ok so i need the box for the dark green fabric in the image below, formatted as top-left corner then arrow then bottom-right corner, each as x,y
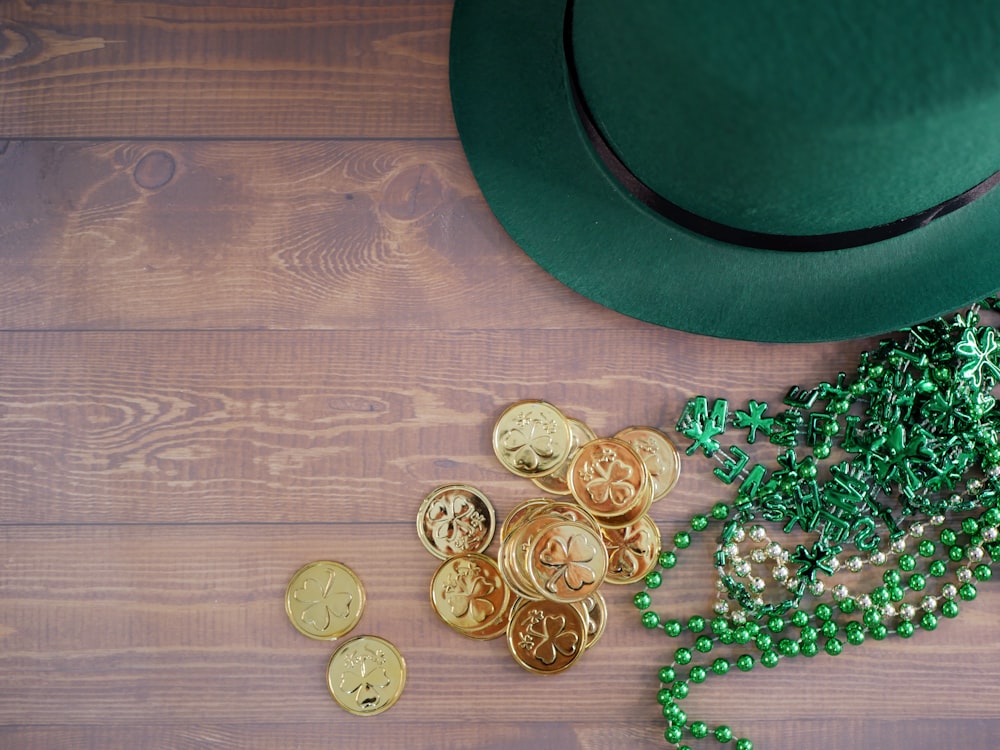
449,0 -> 1000,342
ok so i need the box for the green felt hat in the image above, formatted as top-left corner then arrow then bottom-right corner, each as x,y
449,1 -> 1000,342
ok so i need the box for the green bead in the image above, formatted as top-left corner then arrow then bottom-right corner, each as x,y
642,610 -> 660,629
871,624 -> 888,640
888,585 -> 905,602
949,545 -> 966,562
689,665 -> 707,683
660,550 -> 678,568
711,617 -> 730,635
899,554 -> 916,571
674,531 -> 692,549
671,680 -> 689,699
813,442 -> 832,459
745,622 -> 761,636
736,739 -> 754,750
733,627 -> 751,645
929,560 -> 948,577
691,722 -> 709,739
675,647 -> 692,665
846,627 -> 865,646
712,502 -> 730,520
634,591 -> 652,610
984,507 -> 1000,526
963,517 -> 981,535
870,587 -> 889,606
791,610 -> 809,627
778,638 -> 800,656
897,621 -> 915,638
940,528 -> 958,546
657,688 -> 673,705
737,654 -> 755,672
974,563 -> 992,581
862,610 -> 882,629
671,709 -> 688,726
942,600 -> 960,618
921,613 -> 938,631
659,666 -> 676,683
755,633 -> 773,651
644,570 -> 663,589
919,539 -> 936,557
960,583 -> 978,601
882,569 -> 902,586
761,650 -> 779,668
908,573 -> 926,591
815,604 -> 833,621
663,700 -> 683,719
821,620 -> 838,638
839,598 -> 857,614
715,725 -> 733,743
663,619 -> 682,637
825,638 -> 843,656
712,657 -> 730,675
665,726 -> 684,744
800,639 -> 819,657
691,514 -> 709,532
768,616 -> 786,633
799,625 -> 818,642
719,630 -> 735,645
695,635 -> 714,653
688,615 -> 707,633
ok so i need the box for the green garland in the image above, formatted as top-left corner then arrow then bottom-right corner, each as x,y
634,299 -> 1000,748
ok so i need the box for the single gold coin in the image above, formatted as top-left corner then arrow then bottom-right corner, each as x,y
492,400 -> 573,478
417,484 -> 496,560
506,599 -> 588,674
327,635 -> 406,716
614,426 -> 682,501
285,561 -> 365,641
430,553 -> 512,635
526,520 -> 608,602
531,417 -> 598,495
567,437 -> 650,518
601,514 -> 662,584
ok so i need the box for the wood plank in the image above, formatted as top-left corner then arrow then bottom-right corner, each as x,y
0,139 -> 643,331
1,525 -> 998,748
0,329 -> 873,524
1,2 -> 455,139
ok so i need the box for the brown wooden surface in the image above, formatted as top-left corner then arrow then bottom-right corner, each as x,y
2,4 -> 999,749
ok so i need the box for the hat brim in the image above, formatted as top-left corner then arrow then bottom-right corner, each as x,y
449,0 -> 1000,342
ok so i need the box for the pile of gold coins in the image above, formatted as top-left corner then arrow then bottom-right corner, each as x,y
418,399 -> 680,674
284,560 -> 406,715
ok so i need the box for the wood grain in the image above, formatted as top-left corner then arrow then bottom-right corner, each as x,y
4,3 -> 1000,749
1,2 -> 455,139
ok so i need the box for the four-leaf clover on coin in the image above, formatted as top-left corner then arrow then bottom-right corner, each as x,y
427,491 -> 487,554
604,523 -> 653,578
292,570 -> 353,631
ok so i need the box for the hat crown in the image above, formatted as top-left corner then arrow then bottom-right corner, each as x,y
572,0 -> 1000,236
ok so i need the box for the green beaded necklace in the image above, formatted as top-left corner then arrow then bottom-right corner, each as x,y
634,299 -> 1000,748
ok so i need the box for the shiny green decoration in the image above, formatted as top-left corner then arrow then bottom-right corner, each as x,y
642,303 -> 1000,748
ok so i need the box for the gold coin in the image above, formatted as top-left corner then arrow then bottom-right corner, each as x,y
577,591 -> 608,649
429,553 -> 512,635
506,599 -> 588,674
567,437 -> 650,518
531,417 -> 598,495
614,426 -> 682,501
601,514 -> 662,584
327,635 -> 406,716
285,561 -> 365,641
417,484 -> 496,560
492,400 -> 573,477
526,520 -> 608,602
501,516 -> 557,601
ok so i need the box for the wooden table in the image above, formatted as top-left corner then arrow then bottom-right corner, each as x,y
2,4 -> 998,749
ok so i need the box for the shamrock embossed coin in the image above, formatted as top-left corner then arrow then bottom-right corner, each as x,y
327,635 -> 406,716
285,560 -> 365,640
614,425 -> 682,501
492,400 -> 573,477
506,598 -> 588,674
417,484 -> 496,560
